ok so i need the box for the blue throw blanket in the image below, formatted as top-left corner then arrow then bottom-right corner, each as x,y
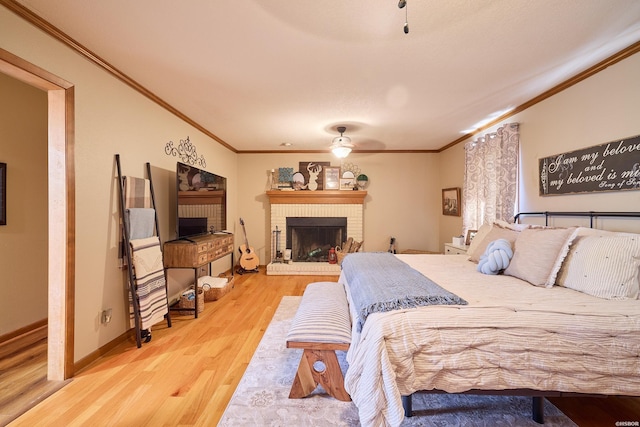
342,252 -> 468,331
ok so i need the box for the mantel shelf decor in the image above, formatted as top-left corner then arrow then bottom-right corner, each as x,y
266,190 -> 366,205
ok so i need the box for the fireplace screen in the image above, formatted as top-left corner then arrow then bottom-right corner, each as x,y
287,217 -> 347,262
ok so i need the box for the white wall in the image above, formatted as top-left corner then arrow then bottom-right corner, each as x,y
0,72 -> 48,336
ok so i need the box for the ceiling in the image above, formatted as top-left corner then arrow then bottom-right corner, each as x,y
13,0 -> 640,153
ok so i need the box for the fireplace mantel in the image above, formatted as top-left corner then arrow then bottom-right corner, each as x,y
266,190 -> 366,205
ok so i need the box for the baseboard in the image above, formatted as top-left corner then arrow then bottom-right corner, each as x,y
73,329 -> 135,374
0,318 -> 47,346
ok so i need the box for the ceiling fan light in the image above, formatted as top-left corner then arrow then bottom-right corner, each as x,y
330,126 -> 354,158
332,136 -> 352,145
331,145 -> 352,158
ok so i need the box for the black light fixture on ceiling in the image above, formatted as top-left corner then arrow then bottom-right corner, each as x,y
331,126 -> 354,158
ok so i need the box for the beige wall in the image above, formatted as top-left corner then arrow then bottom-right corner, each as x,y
437,142 -> 465,246
1,7 -> 238,361
237,152 -> 443,261
440,50 -> 640,233
0,72 -> 48,336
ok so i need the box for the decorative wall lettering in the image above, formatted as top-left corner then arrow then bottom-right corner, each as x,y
165,136 -> 206,167
539,134 -> 640,195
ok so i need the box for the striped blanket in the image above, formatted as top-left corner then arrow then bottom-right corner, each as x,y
341,252 -> 467,331
129,236 -> 168,330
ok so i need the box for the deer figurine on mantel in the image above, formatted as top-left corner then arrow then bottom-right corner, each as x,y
307,163 -> 323,191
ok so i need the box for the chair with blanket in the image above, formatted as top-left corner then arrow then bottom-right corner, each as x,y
116,154 -> 171,348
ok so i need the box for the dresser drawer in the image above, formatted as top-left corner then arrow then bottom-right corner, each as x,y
164,233 -> 235,268
444,243 -> 468,255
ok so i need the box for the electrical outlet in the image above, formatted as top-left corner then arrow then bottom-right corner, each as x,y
101,308 -> 112,324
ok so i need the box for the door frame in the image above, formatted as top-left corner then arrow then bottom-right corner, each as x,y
0,47 -> 75,380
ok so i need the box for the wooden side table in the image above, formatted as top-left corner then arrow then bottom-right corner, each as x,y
163,233 -> 234,318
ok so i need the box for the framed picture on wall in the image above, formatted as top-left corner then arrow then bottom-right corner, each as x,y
324,167 -> 340,190
442,187 -> 461,216
299,161 -> 330,190
0,163 -> 6,225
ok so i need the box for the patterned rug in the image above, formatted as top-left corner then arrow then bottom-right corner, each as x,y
219,296 -> 578,426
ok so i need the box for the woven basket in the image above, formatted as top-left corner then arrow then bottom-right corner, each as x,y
178,287 -> 205,315
336,250 -> 347,266
203,275 -> 234,301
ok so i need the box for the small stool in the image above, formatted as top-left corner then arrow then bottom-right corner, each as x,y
286,282 -> 352,401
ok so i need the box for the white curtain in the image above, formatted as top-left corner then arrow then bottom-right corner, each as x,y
463,122 -> 520,234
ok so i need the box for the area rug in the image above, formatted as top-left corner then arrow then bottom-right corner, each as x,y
218,296 -> 577,426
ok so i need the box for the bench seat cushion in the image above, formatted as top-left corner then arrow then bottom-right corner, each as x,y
286,282 -> 352,344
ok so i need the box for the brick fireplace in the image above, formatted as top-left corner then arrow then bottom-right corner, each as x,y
266,190 -> 366,275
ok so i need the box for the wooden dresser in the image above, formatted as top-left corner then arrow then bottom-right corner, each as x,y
164,233 -> 234,268
163,233 -> 234,317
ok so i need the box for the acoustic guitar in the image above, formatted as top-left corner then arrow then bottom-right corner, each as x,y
238,218 -> 260,271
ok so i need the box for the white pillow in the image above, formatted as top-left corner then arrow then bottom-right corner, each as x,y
504,227 -> 577,287
467,224 -> 520,263
557,234 -> 640,299
466,223 -> 492,259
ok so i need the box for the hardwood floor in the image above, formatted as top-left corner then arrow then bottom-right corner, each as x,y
0,326 -> 69,426
4,269 -> 639,426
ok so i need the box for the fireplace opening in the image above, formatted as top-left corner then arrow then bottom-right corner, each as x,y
286,217 -> 347,262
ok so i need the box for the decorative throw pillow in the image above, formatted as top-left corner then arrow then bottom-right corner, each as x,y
468,224 -> 519,263
477,239 -> 513,275
466,223 -> 492,259
494,219 -> 533,232
556,235 -> 640,299
504,227 -> 577,287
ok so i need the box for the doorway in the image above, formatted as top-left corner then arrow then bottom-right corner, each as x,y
0,48 -> 75,380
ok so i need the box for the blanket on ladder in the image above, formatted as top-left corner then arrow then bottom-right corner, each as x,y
341,252 -> 467,331
129,236 -> 168,330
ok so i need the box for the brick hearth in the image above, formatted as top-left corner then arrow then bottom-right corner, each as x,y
265,191 -> 366,275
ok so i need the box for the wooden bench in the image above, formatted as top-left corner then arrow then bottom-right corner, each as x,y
286,281 -> 352,402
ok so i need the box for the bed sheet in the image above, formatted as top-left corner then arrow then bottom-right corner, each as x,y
340,254 -> 640,427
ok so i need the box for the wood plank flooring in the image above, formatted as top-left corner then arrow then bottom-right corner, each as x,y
3,269 -> 639,426
0,326 -> 69,426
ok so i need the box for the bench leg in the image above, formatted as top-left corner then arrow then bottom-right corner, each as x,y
289,350 -> 318,399
289,349 -> 351,402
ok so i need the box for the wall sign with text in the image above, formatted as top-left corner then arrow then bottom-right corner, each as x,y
539,134 -> 640,196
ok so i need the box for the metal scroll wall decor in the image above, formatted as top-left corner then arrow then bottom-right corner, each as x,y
539,134 -> 640,196
165,136 -> 206,168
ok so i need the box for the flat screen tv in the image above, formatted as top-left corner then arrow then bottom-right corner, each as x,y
176,162 -> 227,238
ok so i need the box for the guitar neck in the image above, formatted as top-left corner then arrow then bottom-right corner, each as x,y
241,221 -> 250,247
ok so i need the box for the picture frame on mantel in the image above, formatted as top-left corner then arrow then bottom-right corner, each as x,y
0,163 -> 6,225
340,178 -> 355,190
442,187 -> 461,216
324,166 -> 340,190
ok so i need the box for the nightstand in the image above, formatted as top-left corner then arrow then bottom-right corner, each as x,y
443,243 -> 469,255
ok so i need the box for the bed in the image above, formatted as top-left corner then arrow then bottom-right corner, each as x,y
338,212 -> 640,426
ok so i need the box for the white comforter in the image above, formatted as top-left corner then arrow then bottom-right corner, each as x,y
340,254 -> 640,427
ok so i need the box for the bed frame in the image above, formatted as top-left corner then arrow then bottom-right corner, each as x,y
401,211 -> 640,424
